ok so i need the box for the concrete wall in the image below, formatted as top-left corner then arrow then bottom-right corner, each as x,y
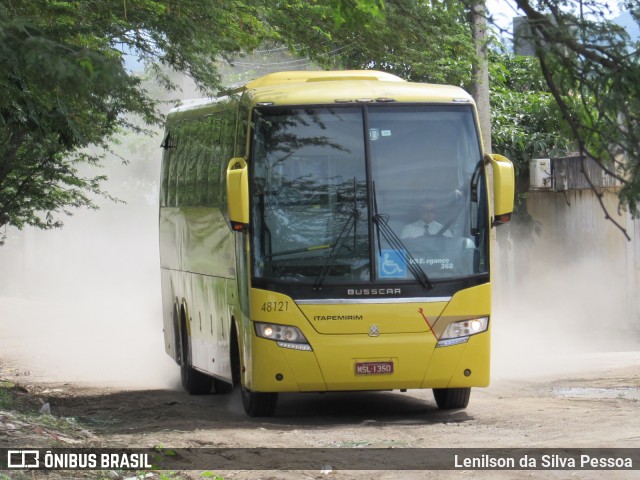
524,187 -> 639,331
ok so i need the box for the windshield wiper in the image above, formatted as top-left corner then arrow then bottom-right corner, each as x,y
372,182 -> 433,290
314,178 -> 360,291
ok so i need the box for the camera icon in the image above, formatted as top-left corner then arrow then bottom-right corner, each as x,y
7,450 -> 40,468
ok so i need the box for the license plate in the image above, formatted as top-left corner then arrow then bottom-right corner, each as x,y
355,361 -> 394,375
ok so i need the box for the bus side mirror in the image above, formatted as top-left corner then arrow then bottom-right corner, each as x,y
226,157 -> 249,231
489,153 -> 515,225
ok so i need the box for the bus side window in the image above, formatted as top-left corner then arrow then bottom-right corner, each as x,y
235,95 -> 250,158
200,116 -> 219,207
218,107 -> 237,210
177,128 -> 191,206
195,142 -> 208,206
168,127 -> 182,207
184,127 -> 199,206
160,132 -> 174,207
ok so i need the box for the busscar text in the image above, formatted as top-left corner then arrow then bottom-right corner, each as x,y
347,288 -> 401,296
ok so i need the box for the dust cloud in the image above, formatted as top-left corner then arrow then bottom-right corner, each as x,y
0,71 -> 192,389
0,163 -> 181,389
0,56 -> 310,389
491,226 -> 640,381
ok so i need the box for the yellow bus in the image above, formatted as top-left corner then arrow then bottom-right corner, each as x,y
159,70 -> 514,417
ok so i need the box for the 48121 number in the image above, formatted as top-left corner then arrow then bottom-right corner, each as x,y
261,301 -> 289,312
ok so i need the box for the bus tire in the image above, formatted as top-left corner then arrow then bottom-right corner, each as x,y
433,387 -> 471,410
213,378 -> 233,394
181,363 -> 212,395
230,320 -> 277,416
241,386 -> 278,417
179,312 -> 212,395
172,305 -> 182,366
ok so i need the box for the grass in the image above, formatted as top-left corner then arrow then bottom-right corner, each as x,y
0,380 -> 226,479
0,378 -> 90,448
0,380 -> 16,409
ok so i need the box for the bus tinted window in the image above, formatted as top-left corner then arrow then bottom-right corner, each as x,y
251,107 -> 370,283
369,106 -> 486,279
161,107 -> 238,208
250,104 -> 488,285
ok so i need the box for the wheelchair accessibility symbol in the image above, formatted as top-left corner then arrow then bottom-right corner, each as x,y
378,250 -> 407,279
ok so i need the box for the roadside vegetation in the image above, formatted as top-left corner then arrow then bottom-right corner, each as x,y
0,379 -> 92,445
0,378 -> 223,479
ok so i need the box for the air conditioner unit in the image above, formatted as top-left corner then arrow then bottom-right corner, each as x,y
529,158 -> 552,190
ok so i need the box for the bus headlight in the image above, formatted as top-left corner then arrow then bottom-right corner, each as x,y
438,317 -> 489,345
254,322 -> 312,351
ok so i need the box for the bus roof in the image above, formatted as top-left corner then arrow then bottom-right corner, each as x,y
168,70 -> 474,120
243,70 -> 405,88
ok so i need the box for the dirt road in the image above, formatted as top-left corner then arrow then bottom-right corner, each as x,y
2,340 -> 640,479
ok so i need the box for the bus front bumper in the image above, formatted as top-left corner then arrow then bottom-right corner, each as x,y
247,329 -> 490,393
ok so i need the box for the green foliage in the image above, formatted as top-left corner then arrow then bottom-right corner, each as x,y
201,472 -> 225,479
514,0 -> 640,221
0,386 -> 14,409
3,0 -> 639,234
490,52 -> 575,193
0,3 -> 141,231
272,0 -> 576,189
0,0 -> 388,234
267,0 -> 474,87
0,0 -> 268,233
284,0 -> 640,228
330,0 -> 385,27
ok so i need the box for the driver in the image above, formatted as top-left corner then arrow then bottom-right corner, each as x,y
400,200 -> 452,239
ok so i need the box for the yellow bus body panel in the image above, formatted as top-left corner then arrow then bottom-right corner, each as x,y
247,285 -> 490,393
250,80 -> 473,109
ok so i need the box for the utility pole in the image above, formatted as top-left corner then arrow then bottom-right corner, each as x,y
470,1 -> 511,304
470,0 -> 492,154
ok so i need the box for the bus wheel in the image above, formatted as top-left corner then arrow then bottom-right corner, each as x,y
179,316 -> 212,395
212,378 -> 233,394
180,350 -> 212,395
241,386 -> 278,417
433,388 -> 471,410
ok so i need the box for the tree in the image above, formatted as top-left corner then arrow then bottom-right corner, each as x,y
0,0 -> 388,237
7,0 -> 637,239
266,0 -> 474,87
0,0 -> 267,234
490,51 -> 575,194
489,50 -> 576,238
511,0 -> 640,238
273,0 -> 571,164
469,0 -> 492,152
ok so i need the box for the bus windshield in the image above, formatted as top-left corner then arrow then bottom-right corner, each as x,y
250,105 -> 488,287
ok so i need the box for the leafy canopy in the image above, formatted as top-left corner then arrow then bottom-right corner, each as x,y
0,0 -> 267,231
0,0 -> 386,234
268,0 -> 473,87
512,0 -> 640,236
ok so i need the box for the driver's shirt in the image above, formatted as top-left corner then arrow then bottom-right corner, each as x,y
400,220 -> 452,239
